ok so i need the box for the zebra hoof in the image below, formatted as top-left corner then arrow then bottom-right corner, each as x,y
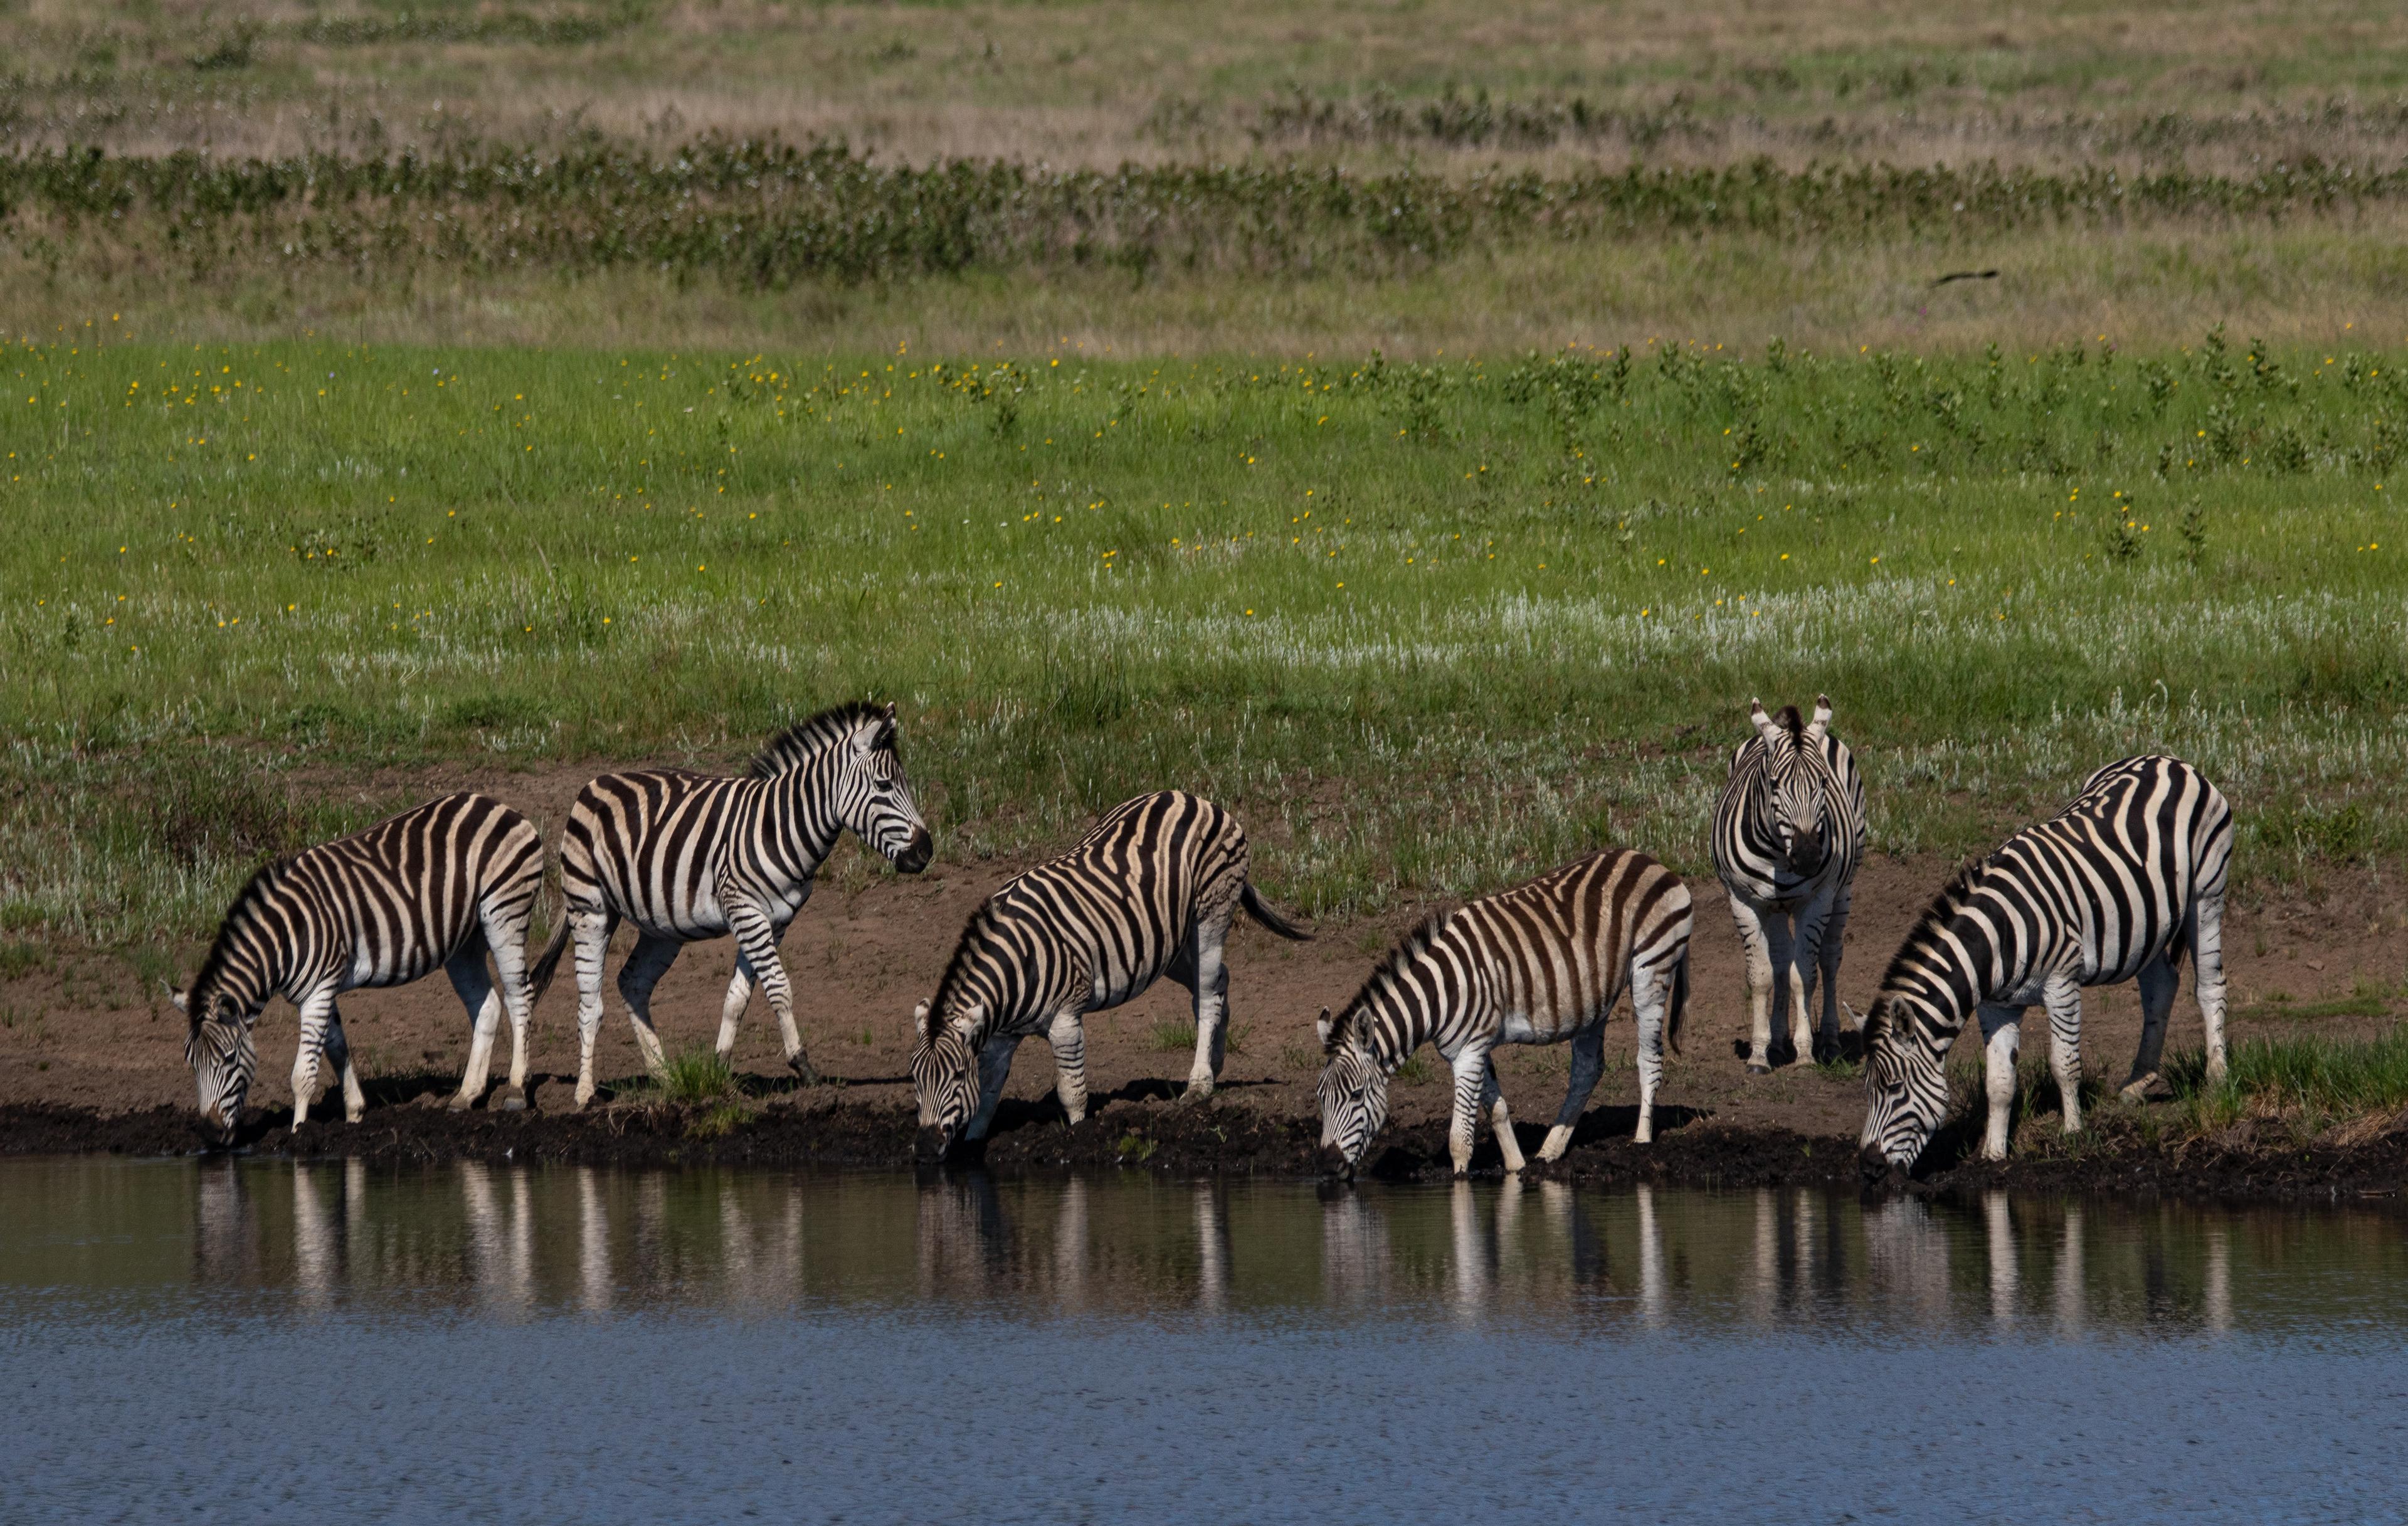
495,1086 -> 527,1113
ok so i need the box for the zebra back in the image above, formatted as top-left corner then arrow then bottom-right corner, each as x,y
1711,696 -> 1865,906
1860,755 -> 2231,1169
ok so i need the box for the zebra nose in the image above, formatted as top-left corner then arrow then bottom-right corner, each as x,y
893,829 -> 932,875
1859,1145 -> 1904,1191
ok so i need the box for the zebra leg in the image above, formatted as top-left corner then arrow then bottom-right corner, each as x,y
322,1004 -> 366,1123
1046,1010 -> 1090,1126
290,984 -> 339,1128
2192,888 -> 2231,1087
1633,961 -> 1672,1144
2121,954 -> 2182,1103
1729,892 -> 1778,1073
445,946 -> 502,1111
2043,976 -> 2086,1135
569,907 -> 616,1111
1541,1020 -> 1608,1161
1482,1056 -> 1525,1174
714,951 -> 757,1059
1792,884 -> 1839,1062
1977,1004 -> 2022,1162
1446,1044 -> 1493,1175
1183,918 -> 1234,1101
615,934 -> 680,1081
1762,912 -> 1805,1068
1819,882 -> 1856,1046
480,902 -> 537,1108
963,1033 -> 1022,1143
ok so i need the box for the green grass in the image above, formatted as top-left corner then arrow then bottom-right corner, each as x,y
4,332 -> 2408,951
2169,1029 -> 2408,1133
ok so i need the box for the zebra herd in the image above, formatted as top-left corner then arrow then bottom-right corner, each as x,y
173,697 -> 2232,1182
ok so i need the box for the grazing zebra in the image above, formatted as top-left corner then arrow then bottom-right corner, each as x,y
911,791 -> 1311,1160
1859,755 -> 2232,1175
172,793 -> 563,1141
1316,848 -> 1694,1179
532,701 -> 932,1109
1711,695 -> 1866,1071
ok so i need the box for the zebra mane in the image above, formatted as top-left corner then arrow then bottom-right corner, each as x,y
923,901 -> 1005,1042
1874,856 -> 1992,996
185,856 -> 290,1015
1325,906 -> 1456,1054
747,701 -> 889,780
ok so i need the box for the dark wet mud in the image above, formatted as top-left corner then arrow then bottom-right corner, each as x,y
8,1083 -> 2404,1205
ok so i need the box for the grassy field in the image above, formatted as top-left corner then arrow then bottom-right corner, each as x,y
4,327 -> 2405,955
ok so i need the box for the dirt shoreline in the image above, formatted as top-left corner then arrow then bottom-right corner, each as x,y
7,1085 -> 2404,1207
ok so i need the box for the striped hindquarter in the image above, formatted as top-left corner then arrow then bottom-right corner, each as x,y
1710,696 -> 1867,1071
543,701 -> 933,1108
911,791 -> 1311,1158
1316,849 -> 1694,1177
173,792 -> 557,1139
1860,755 -> 2232,1174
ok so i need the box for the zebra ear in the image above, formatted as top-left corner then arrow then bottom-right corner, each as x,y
1748,699 -> 1784,744
1807,694 -> 1833,741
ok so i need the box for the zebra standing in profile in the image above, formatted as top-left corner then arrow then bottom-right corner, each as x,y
911,791 -> 1311,1161
1859,755 -> 2231,1175
173,792 -> 564,1141
1316,848 -> 1693,1178
1711,695 -> 1866,1071
532,701 -> 932,1109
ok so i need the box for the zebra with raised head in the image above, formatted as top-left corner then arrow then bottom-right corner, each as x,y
1316,848 -> 1693,1179
911,790 -> 1311,1161
1859,755 -> 2232,1175
172,792 -> 564,1141
533,701 -> 932,1109
1712,694 -> 1866,1070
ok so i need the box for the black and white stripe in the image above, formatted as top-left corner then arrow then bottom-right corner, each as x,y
1315,848 -> 1694,1177
172,792 -> 559,1140
1711,695 -> 1866,1069
536,701 -> 932,1108
910,791 -> 1311,1159
1859,755 -> 2232,1174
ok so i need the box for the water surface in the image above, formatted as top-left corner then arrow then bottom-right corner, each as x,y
5,1158 -> 2404,1522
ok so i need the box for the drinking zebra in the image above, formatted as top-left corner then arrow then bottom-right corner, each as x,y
534,701 -> 932,1110
1859,755 -> 2232,1175
1316,848 -> 1694,1178
1711,695 -> 1866,1071
910,790 -> 1311,1161
172,792 -> 563,1140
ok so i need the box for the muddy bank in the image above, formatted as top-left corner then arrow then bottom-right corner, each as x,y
8,1089 -> 2402,1205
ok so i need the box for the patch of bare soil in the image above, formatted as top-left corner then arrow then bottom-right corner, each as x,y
5,768 -> 2405,1202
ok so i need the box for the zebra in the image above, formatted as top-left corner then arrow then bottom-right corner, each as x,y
531,701 -> 932,1110
910,790 -> 1311,1161
172,792 -> 564,1142
1859,755 -> 2232,1175
1315,847 -> 1694,1179
1711,695 -> 1866,1071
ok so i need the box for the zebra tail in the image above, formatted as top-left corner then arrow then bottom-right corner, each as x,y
1239,881 -> 1314,941
527,896 -> 572,1004
1664,945 -> 1691,1057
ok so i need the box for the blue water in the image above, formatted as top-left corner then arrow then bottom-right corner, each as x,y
4,1159 -> 2404,1523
